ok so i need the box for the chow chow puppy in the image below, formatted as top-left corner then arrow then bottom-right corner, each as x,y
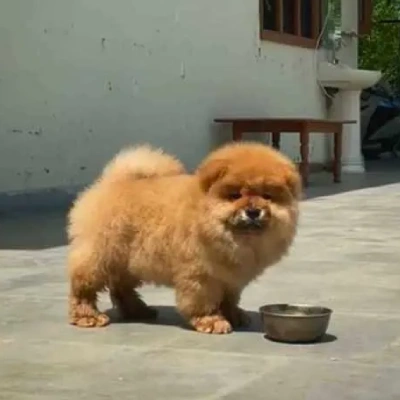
67,141 -> 301,334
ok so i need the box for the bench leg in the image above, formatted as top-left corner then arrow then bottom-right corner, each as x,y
232,124 -> 243,141
271,131 -> 281,149
299,128 -> 310,186
333,128 -> 343,183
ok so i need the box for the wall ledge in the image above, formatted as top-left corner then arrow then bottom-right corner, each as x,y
0,185 -> 83,214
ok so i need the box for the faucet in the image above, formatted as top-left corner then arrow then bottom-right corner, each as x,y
340,30 -> 359,38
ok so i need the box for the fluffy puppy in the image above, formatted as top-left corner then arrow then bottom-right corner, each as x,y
67,141 -> 301,334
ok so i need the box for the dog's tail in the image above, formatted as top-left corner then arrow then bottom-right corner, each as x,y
100,144 -> 186,182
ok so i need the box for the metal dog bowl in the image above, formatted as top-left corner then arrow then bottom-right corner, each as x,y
259,304 -> 333,343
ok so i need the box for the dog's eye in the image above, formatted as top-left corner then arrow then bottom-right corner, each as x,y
262,193 -> 272,200
227,192 -> 242,201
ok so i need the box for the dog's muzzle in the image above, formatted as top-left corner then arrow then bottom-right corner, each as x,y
232,208 -> 269,230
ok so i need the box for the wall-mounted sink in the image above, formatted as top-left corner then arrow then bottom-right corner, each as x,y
318,61 -> 382,91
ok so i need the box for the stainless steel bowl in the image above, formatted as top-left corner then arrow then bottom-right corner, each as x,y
259,304 -> 333,343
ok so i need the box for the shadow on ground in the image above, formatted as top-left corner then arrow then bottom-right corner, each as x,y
1,158 -> 399,250
105,305 -> 338,344
105,305 -> 265,333
305,158 -> 400,200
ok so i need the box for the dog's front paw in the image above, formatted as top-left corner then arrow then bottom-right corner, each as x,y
70,313 -> 110,328
190,315 -> 232,334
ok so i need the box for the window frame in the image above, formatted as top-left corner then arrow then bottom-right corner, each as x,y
358,0 -> 373,35
259,0 -> 322,49
259,0 -> 374,49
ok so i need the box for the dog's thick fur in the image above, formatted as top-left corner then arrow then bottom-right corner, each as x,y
67,142 -> 301,334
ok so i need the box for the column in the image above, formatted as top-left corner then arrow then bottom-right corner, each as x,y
329,90 -> 365,173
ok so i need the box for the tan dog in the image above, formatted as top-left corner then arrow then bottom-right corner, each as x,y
67,141 -> 301,334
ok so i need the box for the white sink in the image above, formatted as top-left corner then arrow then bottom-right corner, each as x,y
318,61 -> 382,91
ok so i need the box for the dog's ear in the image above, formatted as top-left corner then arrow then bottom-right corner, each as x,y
286,170 -> 303,200
196,159 -> 228,192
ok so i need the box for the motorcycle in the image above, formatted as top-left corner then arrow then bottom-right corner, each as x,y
361,81 -> 400,159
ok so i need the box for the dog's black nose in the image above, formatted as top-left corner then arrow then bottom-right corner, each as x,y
245,208 -> 261,220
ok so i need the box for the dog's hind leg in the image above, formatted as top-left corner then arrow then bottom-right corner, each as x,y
109,275 -> 158,321
68,246 -> 110,328
220,289 -> 250,328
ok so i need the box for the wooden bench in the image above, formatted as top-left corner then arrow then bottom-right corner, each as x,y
214,118 -> 356,186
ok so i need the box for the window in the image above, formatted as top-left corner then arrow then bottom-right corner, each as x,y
260,0 -> 322,48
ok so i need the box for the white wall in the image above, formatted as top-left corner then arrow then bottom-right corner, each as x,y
0,0 -> 327,195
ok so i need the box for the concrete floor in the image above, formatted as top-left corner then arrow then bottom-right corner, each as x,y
1,166 -> 400,400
